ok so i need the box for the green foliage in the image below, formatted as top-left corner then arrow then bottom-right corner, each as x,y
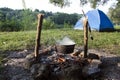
43,18 -> 56,30
0,19 -> 22,32
0,7 -> 81,31
0,8 -> 38,31
49,0 -> 110,8
63,22 -> 72,28
49,0 -> 70,7
114,25 -> 120,29
108,0 -> 120,25
21,9 -> 37,31
51,12 -> 81,25
0,8 -> 22,31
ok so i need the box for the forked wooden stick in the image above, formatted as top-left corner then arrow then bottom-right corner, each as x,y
83,18 -> 88,58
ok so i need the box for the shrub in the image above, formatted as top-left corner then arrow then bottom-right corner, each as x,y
0,20 -> 21,32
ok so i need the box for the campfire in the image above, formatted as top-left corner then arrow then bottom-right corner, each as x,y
25,14 -> 102,80
25,43 -> 101,80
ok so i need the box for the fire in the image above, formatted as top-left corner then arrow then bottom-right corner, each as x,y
57,57 -> 66,63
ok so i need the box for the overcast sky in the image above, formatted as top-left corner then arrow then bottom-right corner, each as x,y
0,0 -> 115,14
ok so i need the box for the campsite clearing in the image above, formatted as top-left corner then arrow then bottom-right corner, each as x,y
0,29 -> 120,54
0,29 -> 120,79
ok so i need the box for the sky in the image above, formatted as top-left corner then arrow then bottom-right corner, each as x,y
0,0 -> 116,14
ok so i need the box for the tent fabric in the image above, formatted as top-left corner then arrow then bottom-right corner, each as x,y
74,9 -> 114,32
74,17 -> 84,30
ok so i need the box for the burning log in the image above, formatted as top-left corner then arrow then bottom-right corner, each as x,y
71,49 -> 82,56
57,57 -> 66,63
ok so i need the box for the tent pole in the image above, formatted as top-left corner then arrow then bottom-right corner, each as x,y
83,18 -> 88,58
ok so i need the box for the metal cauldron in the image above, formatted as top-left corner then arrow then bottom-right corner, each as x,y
56,36 -> 76,54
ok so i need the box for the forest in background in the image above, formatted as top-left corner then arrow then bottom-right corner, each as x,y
0,7 -> 82,31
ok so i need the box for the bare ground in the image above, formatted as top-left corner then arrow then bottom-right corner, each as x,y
1,49 -> 120,80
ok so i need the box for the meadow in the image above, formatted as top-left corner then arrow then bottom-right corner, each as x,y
0,28 -> 120,55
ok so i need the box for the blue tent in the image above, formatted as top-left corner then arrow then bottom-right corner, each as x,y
74,9 -> 114,32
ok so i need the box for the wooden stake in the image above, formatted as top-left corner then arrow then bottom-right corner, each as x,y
83,18 -> 88,58
34,14 -> 44,60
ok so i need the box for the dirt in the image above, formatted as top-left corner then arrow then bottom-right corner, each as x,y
2,50 -> 33,80
1,48 -> 120,80
88,49 -> 120,80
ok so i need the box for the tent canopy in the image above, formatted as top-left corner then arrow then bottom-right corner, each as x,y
74,9 -> 114,32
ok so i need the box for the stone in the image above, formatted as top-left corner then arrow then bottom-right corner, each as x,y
26,53 -> 35,59
82,59 -> 102,79
24,53 -> 36,69
87,53 -> 100,60
30,63 -> 58,80
8,50 -> 30,58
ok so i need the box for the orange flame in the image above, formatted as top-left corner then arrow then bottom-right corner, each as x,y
57,57 -> 66,63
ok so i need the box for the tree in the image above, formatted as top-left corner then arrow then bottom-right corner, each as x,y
49,0 -> 110,8
21,9 -> 36,30
43,18 -> 56,29
22,0 -> 27,9
49,0 -> 71,7
108,0 -> 120,25
0,8 -> 22,31
51,12 -> 81,25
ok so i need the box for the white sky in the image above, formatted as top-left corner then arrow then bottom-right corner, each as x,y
0,0 -> 116,14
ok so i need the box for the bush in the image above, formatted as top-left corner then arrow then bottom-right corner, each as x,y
42,18 -> 56,30
63,22 -> 73,28
0,20 -> 22,32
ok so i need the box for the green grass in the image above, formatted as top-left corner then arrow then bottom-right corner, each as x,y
114,25 -> 120,29
0,31 -> 36,50
0,29 -> 120,55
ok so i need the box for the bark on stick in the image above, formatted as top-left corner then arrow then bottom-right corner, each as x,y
35,14 -> 44,60
83,18 -> 88,58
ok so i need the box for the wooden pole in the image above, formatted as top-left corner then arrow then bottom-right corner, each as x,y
83,18 -> 88,58
35,14 -> 44,60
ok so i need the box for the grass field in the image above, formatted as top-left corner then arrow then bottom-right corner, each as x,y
0,28 -> 120,54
